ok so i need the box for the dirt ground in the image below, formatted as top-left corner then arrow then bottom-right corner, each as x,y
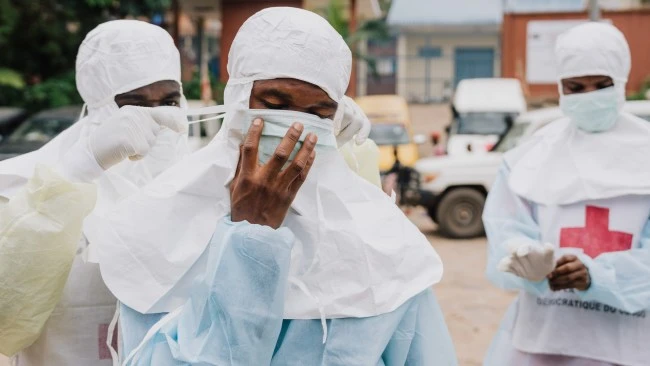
410,208 -> 516,366
0,104 -> 515,366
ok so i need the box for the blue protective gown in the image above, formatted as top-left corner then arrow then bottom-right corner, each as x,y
120,218 -> 457,366
483,164 -> 650,366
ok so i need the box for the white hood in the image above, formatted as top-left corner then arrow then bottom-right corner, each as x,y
85,7 -> 443,319
0,20 -> 187,215
506,22 -> 650,205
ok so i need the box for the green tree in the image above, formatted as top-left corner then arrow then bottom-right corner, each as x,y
0,0 -> 171,109
321,0 -> 392,77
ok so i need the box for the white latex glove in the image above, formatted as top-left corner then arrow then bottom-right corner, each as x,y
90,106 -> 188,170
497,242 -> 556,282
333,95 -> 371,147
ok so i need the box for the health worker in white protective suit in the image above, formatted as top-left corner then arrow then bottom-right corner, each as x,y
82,7 -> 458,365
483,23 -> 650,366
0,20 -> 191,365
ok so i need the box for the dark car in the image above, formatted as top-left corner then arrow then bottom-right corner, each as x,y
0,107 -> 28,138
0,106 -> 81,161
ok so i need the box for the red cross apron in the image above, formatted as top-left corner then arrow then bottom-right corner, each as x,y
512,195 -> 650,366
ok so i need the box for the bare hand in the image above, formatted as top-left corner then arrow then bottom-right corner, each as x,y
548,255 -> 591,291
230,118 -> 317,229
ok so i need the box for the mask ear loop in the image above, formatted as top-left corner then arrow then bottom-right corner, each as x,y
188,113 -> 227,125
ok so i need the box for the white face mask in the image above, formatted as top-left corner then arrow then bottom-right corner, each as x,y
245,109 -> 338,164
560,86 -> 621,133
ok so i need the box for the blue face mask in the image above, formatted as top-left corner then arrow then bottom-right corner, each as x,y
560,86 -> 621,133
245,109 -> 338,164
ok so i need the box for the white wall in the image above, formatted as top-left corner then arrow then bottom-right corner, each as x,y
397,33 -> 500,102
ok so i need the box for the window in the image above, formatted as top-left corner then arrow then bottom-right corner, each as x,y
368,123 -> 410,146
418,46 -> 442,58
375,58 -> 395,76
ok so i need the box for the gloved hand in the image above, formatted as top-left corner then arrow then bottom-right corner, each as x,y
333,96 -> 371,147
497,242 -> 556,282
90,106 -> 188,170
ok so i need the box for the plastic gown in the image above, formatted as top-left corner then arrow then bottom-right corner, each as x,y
0,166 -> 96,356
119,218 -> 458,366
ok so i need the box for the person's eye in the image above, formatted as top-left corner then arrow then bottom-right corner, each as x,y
597,81 -> 614,90
568,85 -> 584,93
262,100 -> 287,110
164,100 -> 180,107
314,113 -> 331,119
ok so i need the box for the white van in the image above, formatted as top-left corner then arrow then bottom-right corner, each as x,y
444,78 -> 527,156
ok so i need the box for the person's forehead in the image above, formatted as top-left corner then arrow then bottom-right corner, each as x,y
255,78 -> 326,92
253,78 -> 335,102
120,80 -> 180,97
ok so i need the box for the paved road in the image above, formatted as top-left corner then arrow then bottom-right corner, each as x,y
410,207 -> 516,366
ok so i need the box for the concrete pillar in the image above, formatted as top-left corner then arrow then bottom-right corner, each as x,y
396,33 -> 407,99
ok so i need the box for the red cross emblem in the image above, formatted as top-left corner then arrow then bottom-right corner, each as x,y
560,206 -> 633,258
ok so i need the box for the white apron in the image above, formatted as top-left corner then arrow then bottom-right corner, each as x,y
13,238 -> 117,366
512,196 -> 650,366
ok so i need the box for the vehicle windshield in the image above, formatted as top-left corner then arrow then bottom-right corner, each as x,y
7,117 -> 74,143
456,112 -> 513,135
368,123 -> 410,146
493,123 -> 529,152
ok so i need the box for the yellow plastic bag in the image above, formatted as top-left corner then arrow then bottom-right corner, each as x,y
339,139 -> 382,188
0,164 -> 96,356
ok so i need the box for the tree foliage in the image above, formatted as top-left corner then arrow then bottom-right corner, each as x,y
0,0 -> 171,109
320,0 -> 392,77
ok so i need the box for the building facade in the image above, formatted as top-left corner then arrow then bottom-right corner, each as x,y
382,0 -> 502,103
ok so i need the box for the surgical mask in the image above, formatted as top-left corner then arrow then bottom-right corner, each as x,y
245,109 -> 338,164
560,86 -> 620,133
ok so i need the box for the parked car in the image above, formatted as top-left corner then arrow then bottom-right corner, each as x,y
416,101 -> 650,239
355,95 -> 426,171
438,78 -> 527,156
0,107 -> 28,139
0,106 -> 81,161
356,95 -> 426,204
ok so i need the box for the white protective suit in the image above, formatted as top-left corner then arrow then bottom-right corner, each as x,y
0,20 -> 188,366
85,7 -> 444,327
483,23 -> 650,366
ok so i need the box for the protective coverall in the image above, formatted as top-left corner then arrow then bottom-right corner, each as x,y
0,19 -> 188,366
84,7 -> 457,365
119,218 -> 457,365
484,23 -> 650,366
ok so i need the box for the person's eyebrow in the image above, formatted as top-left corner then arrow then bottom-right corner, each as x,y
313,101 -> 338,110
162,91 -> 182,100
258,88 -> 293,102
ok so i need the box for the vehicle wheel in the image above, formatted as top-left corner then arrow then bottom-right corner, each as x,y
426,205 -> 438,224
436,188 -> 486,239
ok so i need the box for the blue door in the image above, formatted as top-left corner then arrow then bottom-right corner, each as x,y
454,48 -> 495,86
